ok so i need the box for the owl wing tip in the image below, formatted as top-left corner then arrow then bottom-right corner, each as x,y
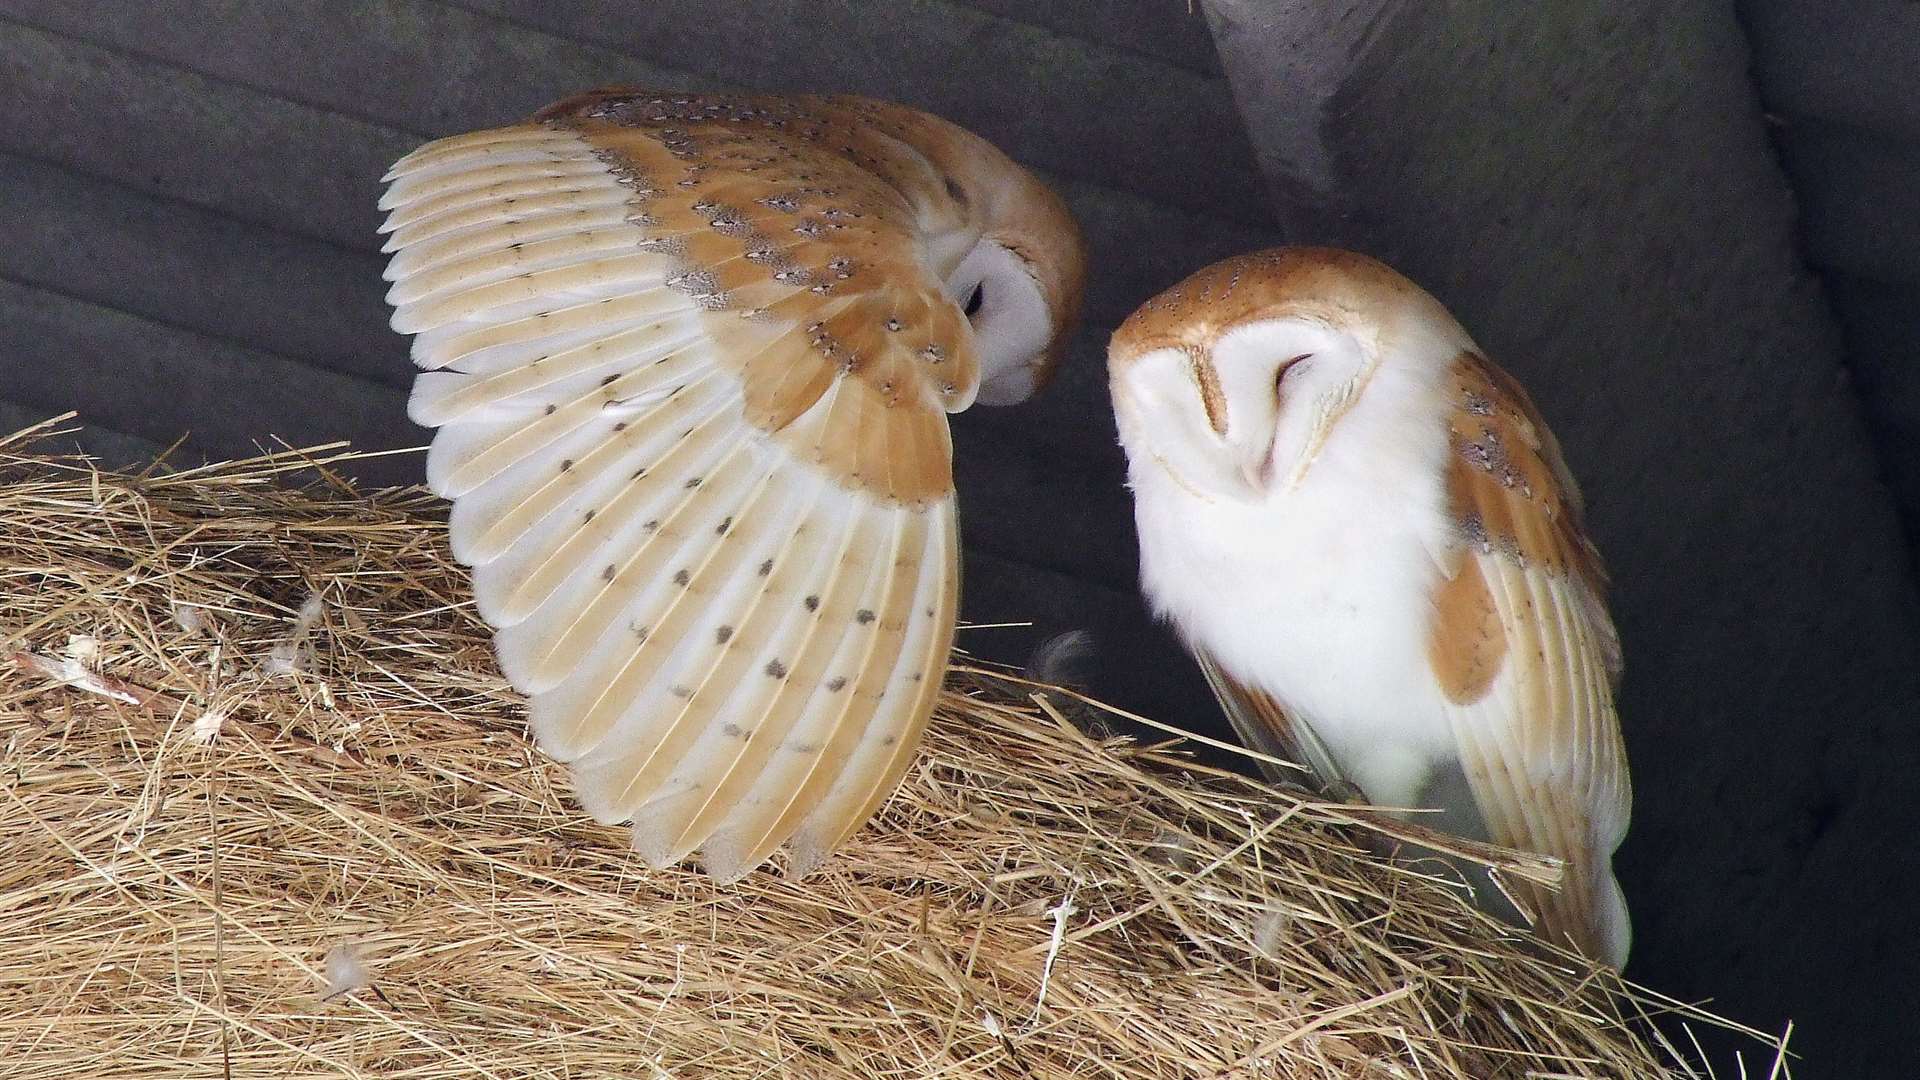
781,834 -> 834,882
700,852 -> 761,887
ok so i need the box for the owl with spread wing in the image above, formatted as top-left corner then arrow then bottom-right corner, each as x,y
378,87 -> 1084,882
1109,248 -> 1631,967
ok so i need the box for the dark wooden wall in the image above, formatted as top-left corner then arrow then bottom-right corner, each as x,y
0,0 -> 1278,722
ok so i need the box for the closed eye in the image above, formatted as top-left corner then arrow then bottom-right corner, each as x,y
1275,352 -> 1313,392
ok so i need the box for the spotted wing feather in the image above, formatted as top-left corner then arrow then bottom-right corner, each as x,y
379,95 -> 980,882
1428,351 -> 1631,967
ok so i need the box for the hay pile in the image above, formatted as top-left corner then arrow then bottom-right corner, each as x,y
0,421 -> 1778,1078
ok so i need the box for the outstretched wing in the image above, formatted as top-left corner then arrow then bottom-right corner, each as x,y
378,92 -> 981,882
1426,350 -> 1632,967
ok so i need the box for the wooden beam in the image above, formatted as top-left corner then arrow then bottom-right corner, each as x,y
0,153 -> 402,386
0,277 -> 426,486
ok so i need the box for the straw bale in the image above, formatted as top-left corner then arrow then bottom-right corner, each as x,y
0,420 -> 1783,1078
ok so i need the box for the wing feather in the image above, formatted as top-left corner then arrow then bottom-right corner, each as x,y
412,319 -> 703,427
697,505 -> 930,880
526,469 -> 798,762
394,253 -> 671,333
786,502 -> 957,873
380,98 -> 993,879
383,188 -> 631,255
383,126 -> 583,183
1188,651 -> 1347,794
387,227 -> 646,307
409,293 -> 687,377
429,352 -> 726,502
573,475 -> 849,832
385,207 -> 633,281
639,504 -> 898,865
1429,350 -> 1632,967
488,436 -> 763,685
449,362 -> 730,568
382,163 -> 608,222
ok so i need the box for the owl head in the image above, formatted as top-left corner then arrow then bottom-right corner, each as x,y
869,99 -> 1087,406
1108,247 -> 1469,500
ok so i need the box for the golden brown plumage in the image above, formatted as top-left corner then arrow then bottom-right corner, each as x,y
1430,350 -> 1628,963
379,88 -> 1083,881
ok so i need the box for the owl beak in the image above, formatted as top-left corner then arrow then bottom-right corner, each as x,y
1236,455 -> 1267,490
1238,453 -> 1276,495
1233,416 -> 1284,495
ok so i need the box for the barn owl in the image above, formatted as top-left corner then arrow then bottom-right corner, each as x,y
1108,248 -> 1631,968
376,87 -> 1084,882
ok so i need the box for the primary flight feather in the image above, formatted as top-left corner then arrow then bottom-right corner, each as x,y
1109,247 -> 1631,967
378,87 -> 1084,882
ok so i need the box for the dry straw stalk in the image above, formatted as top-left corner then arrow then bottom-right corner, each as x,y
0,420 -> 1784,1078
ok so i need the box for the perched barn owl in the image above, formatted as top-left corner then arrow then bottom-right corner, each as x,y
377,87 -> 1084,882
1108,248 -> 1631,968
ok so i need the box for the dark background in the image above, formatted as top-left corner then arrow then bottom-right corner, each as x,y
2,3 -> 1915,1076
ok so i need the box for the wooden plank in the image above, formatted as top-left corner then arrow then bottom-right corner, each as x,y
0,0 -> 690,150
1059,176 -> 1278,330
450,0 -> 1270,222
952,414 -> 1136,590
0,20 -> 1270,331
4,0 -> 1265,222
0,277 -> 426,486
1826,272 -> 1920,542
0,22 -> 408,250
0,154 -> 405,387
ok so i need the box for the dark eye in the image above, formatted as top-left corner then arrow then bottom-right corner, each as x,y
963,283 -> 985,318
1276,353 -> 1312,390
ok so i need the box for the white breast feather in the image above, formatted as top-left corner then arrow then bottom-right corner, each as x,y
1129,355 -> 1460,807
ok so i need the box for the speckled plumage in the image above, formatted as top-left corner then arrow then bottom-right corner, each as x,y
378,87 -> 1084,882
1110,247 -> 1631,967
